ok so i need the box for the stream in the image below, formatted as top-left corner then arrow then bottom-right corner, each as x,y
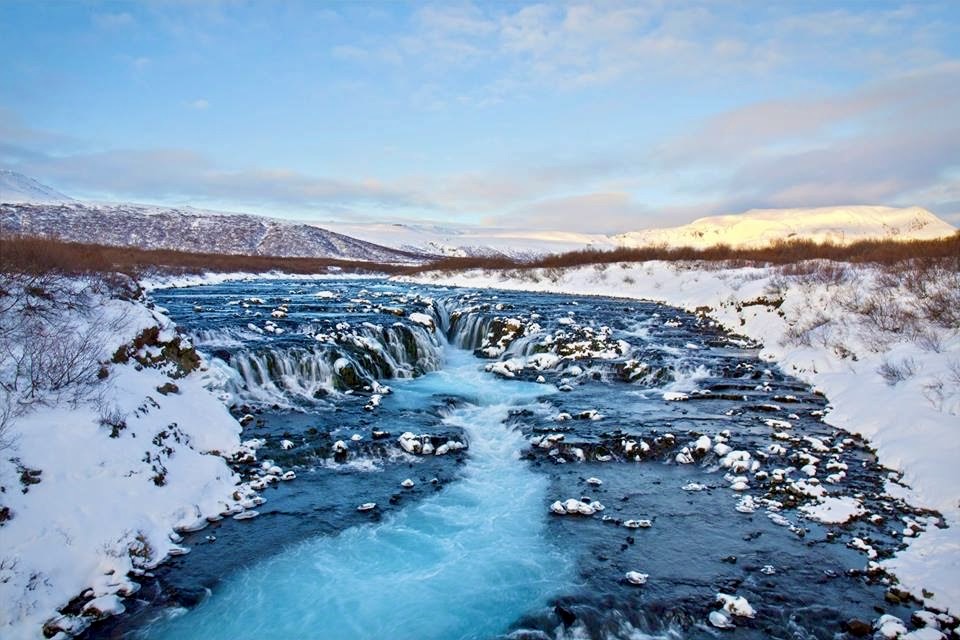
85,278 -> 937,639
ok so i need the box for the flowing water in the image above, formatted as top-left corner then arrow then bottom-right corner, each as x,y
84,278 -> 940,639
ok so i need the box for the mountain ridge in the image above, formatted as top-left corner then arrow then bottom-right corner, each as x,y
613,205 -> 956,249
0,169 -> 73,204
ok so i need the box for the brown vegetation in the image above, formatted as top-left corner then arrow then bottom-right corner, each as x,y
413,232 -> 960,274
0,234 -> 418,277
1,231 -> 957,278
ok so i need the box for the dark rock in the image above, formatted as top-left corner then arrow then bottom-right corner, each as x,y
554,605 -> 576,628
156,382 -> 179,395
844,618 -> 871,636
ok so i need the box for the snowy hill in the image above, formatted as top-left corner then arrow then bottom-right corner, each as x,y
0,202 -> 426,263
613,206 -> 956,249
319,221 -> 612,259
0,169 -> 73,204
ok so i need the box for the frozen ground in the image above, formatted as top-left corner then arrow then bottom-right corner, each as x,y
0,276 -> 245,639
402,259 -> 960,615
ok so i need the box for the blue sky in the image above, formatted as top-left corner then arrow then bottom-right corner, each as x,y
1,1 -> 958,231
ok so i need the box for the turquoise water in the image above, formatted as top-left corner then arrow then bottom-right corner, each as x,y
143,349 -> 572,640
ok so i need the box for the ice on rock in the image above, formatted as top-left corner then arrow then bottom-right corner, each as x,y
551,498 -> 604,516
585,477 -> 603,486
357,502 -> 377,512
735,495 -> 757,513
682,482 -> 708,491
625,571 -> 649,585
694,435 -> 712,453
82,595 -> 126,620
398,432 -> 421,454
716,593 -> 756,618
709,610 -> 736,629
875,614 -> 908,639
401,478 -> 415,489
623,519 -> 652,529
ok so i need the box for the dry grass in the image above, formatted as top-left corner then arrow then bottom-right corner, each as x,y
0,235 -> 413,278
2,230 -> 957,278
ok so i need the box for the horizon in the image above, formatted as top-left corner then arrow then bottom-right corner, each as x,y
1,1 -> 959,231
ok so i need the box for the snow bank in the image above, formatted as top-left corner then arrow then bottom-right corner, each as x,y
401,260 -> 960,614
0,280 -> 243,639
140,270 -> 379,291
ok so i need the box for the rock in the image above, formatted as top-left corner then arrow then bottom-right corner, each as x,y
401,478 -> 414,489
716,593 -> 756,618
874,615 -> 908,639
554,605 -> 576,628
625,571 -> 649,585
709,610 -> 735,629
357,502 -> 376,512
156,382 -> 179,395
845,619 -> 872,636
82,595 -> 126,620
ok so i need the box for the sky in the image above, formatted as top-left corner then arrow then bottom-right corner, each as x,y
1,0 -> 959,232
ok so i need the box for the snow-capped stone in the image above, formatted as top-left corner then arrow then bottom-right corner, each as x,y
709,610 -> 736,629
716,593 -> 756,618
357,502 -> 377,512
625,571 -> 649,585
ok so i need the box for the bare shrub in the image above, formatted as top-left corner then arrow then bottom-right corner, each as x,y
858,292 -> 918,336
915,329 -> 945,353
877,357 -> 917,386
783,313 -> 831,347
0,273 -> 129,426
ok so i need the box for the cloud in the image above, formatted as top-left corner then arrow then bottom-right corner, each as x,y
5,146 -> 435,213
93,11 -> 135,30
186,99 -> 210,110
659,63 -> 960,166
488,192 -> 651,234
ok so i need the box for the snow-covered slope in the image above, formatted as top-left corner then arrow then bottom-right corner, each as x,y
614,206 -> 956,249
1,202 -> 426,264
0,170 -> 73,204
318,221 -> 612,259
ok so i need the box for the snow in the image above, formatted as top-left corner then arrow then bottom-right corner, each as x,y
614,206 -> 956,249
318,220 -> 612,259
0,282 -> 243,639
800,496 -> 865,524
0,170 -> 73,204
403,258 -> 960,614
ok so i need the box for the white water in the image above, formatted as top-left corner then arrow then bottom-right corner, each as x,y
143,349 -> 574,639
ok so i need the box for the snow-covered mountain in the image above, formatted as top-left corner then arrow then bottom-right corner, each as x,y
613,206 -> 956,249
318,221 -> 612,259
0,169 -> 73,204
1,202 -> 426,263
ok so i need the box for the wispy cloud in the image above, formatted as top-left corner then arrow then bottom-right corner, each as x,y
186,98 -> 210,110
92,11 -> 135,30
